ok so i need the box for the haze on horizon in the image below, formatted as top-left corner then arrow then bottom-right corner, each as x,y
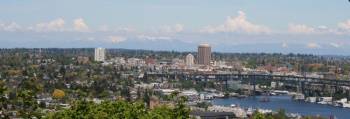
0,0 -> 350,55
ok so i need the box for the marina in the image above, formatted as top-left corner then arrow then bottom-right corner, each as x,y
212,95 -> 350,119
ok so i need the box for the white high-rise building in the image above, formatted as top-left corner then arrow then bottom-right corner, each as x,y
186,54 -> 195,67
94,48 -> 105,61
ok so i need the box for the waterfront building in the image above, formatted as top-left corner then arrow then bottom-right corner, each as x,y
94,48 -> 105,62
186,54 -> 195,67
197,43 -> 211,65
180,90 -> 199,101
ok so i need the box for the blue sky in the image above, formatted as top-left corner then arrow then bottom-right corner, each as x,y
0,0 -> 350,55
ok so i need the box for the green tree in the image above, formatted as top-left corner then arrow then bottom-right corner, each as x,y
0,80 -> 10,119
15,77 -> 44,118
143,89 -> 150,107
45,99 -> 190,119
273,109 -> 287,119
252,111 -> 266,119
16,90 -> 41,118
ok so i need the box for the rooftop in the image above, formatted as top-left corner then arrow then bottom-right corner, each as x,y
199,43 -> 210,47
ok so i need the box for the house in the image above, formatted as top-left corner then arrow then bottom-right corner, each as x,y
190,111 -> 236,119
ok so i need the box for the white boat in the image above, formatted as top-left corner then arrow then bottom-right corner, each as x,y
317,101 -> 328,105
293,93 -> 305,100
246,107 -> 254,115
342,102 -> 350,108
230,104 -> 237,107
305,97 -> 317,103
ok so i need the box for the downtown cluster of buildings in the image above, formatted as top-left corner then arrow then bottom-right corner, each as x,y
93,44 -> 235,72
93,44 -> 342,80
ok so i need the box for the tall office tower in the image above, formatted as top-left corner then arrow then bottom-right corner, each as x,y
186,53 -> 195,67
94,48 -> 105,62
197,43 -> 211,65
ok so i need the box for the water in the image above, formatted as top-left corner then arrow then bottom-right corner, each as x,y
212,95 -> 350,119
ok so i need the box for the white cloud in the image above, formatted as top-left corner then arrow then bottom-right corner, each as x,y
114,27 -> 135,33
137,35 -> 172,41
108,36 -> 126,43
288,20 -> 350,35
288,24 -> 315,34
0,22 -> 22,32
97,25 -> 109,32
338,20 -> 350,33
330,43 -> 341,48
174,24 -> 184,33
73,18 -> 89,32
31,18 -> 65,32
97,25 -> 135,33
306,43 -> 321,49
200,11 -> 270,34
159,24 -> 184,33
282,42 -> 288,48
316,25 -> 338,34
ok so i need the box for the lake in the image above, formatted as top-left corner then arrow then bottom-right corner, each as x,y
212,95 -> 350,119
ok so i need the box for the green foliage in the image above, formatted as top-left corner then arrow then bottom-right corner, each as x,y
146,105 -> 173,119
196,102 -> 211,111
246,59 -> 257,69
16,89 -> 42,118
252,109 -> 289,119
143,89 -> 151,107
0,80 -> 10,119
180,80 -> 194,89
253,111 -> 266,119
0,80 -> 7,105
274,109 -> 288,119
249,109 -> 325,119
45,99 -> 190,119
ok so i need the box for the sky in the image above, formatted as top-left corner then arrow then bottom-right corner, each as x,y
0,0 -> 350,55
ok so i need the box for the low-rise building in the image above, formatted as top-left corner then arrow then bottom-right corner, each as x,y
190,111 -> 236,119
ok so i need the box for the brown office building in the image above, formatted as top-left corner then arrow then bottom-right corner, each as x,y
197,43 -> 211,65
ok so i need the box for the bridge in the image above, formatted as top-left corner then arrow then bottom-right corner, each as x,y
144,72 -> 350,94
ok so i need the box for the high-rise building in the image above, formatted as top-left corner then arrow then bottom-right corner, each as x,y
197,43 -> 211,65
94,48 -> 105,61
186,54 -> 195,67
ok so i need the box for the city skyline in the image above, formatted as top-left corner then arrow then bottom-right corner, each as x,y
2,1 -> 350,118
0,1 -> 350,55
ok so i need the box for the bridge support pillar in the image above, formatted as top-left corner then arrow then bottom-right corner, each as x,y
225,79 -> 228,91
301,82 -> 305,95
253,83 -> 256,96
252,77 -> 256,96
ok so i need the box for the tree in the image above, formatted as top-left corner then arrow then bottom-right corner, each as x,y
252,110 -> 266,119
143,89 -> 150,107
121,86 -> 131,101
14,77 -> 44,118
45,99 -> 191,119
273,109 -> 287,119
136,87 -> 141,100
196,102 -> 211,111
173,96 -> 190,119
146,105 -> 173,119
0,80 -> 10,119
52,89 -> 65,99
16,89 -> 41,118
